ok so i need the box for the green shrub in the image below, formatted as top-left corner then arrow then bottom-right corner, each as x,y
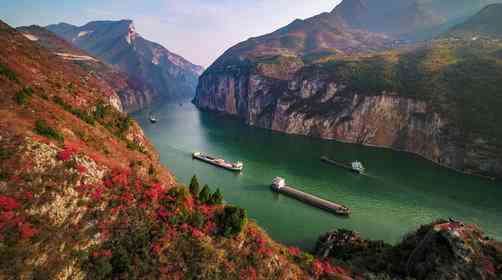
126,140 -> 146,154
190,212 -> 205,229
53,96 -> 96,125
148,164 -> 156,177
189,175 -> 200,197
199,185 -> 211,204
15,86 -> 33,105
216,205 -> 247,237
34,120 -> 64,141
0,63 -> 17,82
209,188 -> 223,205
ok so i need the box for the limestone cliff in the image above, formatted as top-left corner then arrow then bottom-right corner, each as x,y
195,40 -> 502,179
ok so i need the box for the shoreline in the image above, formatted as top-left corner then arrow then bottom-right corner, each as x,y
194,105 -> 499,182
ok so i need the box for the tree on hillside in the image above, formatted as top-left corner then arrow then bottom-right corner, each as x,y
209,188 -> 224,205
216,205 -> 248,237
199,184 -> 211,204
189,175 -> 200,198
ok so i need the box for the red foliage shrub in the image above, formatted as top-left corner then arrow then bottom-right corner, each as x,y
311,259 -> 323,278
288,246 -> 301,256
199,205 -> 215,219
239,267 -> 257,280
191,227 -> 204,239
22,191 -> 34,201
57,145 -> 78,161
76,164 -> 87,174
0,195 -> 19,211
183,196 -> 194,211
19,222 -> 39,239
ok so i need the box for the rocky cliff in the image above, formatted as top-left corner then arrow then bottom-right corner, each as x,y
195,3 -> 502,179
316,220 -> 502,279
47,20 -> 203,110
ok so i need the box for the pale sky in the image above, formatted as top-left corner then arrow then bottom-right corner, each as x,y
0,0 -> 342,67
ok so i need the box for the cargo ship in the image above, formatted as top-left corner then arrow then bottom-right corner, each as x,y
192,152 -> 244,172
271,177 -> 350,216
321,156 -> 366,174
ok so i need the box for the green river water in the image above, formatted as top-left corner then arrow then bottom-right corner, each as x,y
133,102 -> 502,250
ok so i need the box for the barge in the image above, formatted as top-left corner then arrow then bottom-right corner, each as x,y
321,156 -> 365,174
271,177 -> 350,216
192,152 -> 243,172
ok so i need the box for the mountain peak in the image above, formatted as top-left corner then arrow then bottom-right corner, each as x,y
444,3 -> 502,38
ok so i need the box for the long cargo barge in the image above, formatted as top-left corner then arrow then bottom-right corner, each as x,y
321,156 -> 365,174
192,152 -> 244,172
271,177 -> 350,216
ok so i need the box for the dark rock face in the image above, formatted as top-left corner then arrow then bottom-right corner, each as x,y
316,221 -> 502,280
47,20 -> 203,110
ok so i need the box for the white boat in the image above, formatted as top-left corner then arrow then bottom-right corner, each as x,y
149,115 -> 158,123
321,156 -> 366,174
192,152 -> 243,172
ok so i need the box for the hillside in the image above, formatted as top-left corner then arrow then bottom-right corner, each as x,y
445,4 -> 502,39
0,20 -> 327,279
17,25 -> 154,113
2,18 -> 502,280
194,3 -> 502,179
47,20 -> 204,105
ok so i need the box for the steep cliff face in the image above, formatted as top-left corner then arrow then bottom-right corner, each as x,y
47,20 -> 203,109
195,37 -> 502,179
195,2 -> 502,179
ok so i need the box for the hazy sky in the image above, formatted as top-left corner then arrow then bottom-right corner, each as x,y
1,0 -> 341,67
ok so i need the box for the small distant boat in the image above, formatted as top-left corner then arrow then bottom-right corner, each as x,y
192,152 -> 243,172
149,115 -> 158,123
321,156 -> 366,174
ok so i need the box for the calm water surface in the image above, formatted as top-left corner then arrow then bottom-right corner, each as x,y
133,102 -> 502,250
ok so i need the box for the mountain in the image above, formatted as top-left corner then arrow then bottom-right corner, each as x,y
0,20 -> 346,280
47,20 -> 203,106
332,0 -> 502,40
1,19 -> 502,279
194,2 -> 502,179
17,25 -> 154,112
445,4 -> 502,39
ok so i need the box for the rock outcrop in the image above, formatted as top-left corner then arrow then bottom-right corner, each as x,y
316,220 -> 502,280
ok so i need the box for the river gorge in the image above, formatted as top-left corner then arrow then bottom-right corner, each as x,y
134,102 -> 502,250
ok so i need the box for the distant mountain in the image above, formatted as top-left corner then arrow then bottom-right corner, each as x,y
17,25 -> 154,112
47,20 -> 203,104
332,0 -> 502,39
445,4 -> 502,39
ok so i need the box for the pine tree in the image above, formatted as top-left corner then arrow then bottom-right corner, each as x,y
189,175 -> 200,198
209,188 -> 224,205
199,184 -> 211,204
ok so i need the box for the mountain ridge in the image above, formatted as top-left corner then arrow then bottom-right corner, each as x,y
47,20 -> 204,108
194,1 -> 502,179
16,25 -> 155,113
